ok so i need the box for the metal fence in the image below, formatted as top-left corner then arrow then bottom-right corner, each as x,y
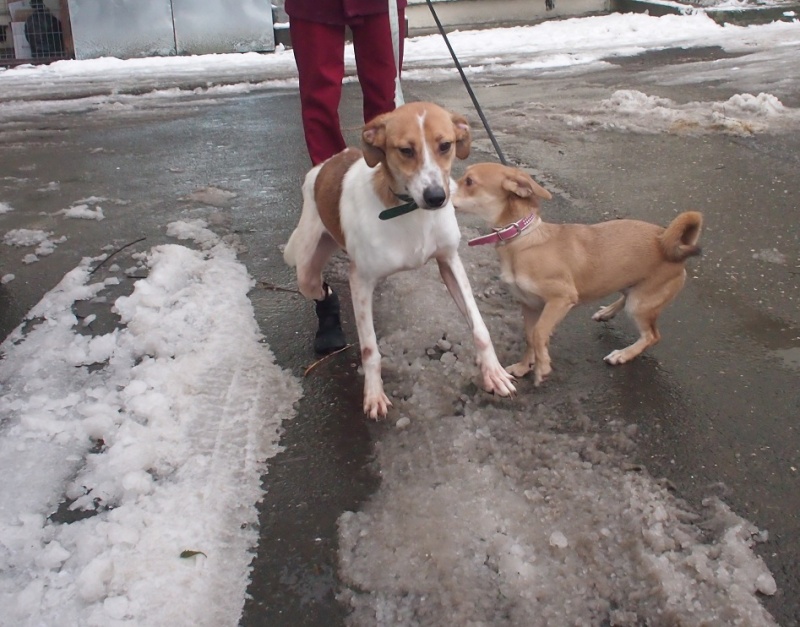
1,0 -> 71,64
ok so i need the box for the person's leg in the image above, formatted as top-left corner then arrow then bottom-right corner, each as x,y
290,18 -> 348,165
351,8 -> 405,124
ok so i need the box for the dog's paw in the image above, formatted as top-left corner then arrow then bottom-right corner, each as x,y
363,393 -> 392,420
483,365 -> 516,397
592,308 -> 616,322
604,349 -> 632,365
505,362 -> 532,378
593,298 -> 624,322
533,363 -> 552,387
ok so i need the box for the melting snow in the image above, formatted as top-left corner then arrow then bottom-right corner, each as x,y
0,222 -> 301,626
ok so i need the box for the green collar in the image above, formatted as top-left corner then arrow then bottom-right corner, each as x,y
379,193 -> 419,221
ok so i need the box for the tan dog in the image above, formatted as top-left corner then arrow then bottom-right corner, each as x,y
284,104 -> 515,419
452,163 -> 702,386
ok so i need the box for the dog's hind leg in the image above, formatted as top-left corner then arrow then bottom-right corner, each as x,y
592,294 -> 626,322
436,253 -> 516,397
291,218 -> 347,353
603,312 -> 659,365
604,274 -> 684,365
295,231 -> 340,300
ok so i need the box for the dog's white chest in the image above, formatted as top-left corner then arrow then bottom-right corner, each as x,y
367,212 -> 456,274
341,170 -> 461,278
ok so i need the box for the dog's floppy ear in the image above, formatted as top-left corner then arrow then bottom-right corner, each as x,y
502,171 -> 553,200
451,113 -> 471,160
362,114 -> 388,167
501,172 -> 534,199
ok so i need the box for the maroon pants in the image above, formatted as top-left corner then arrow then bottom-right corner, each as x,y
290,12 -> 405,166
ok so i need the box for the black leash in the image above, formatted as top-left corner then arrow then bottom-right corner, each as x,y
425,0 -> 509,166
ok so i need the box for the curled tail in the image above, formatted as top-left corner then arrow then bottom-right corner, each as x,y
659,211 -> 703,262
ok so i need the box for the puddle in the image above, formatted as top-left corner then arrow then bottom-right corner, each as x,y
739,309 -> 799,348
774,346 -> 800,371
737,310 -> 800,370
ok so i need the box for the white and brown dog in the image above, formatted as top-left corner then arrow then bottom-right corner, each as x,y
453,163 -> 703,386
284,102 -> 516,419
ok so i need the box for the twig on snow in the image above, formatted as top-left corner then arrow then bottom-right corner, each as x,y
90,237 -> 147,275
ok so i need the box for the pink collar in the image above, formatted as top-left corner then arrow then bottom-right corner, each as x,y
468,213 -> 541,247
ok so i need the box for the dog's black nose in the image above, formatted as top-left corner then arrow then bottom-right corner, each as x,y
423,186 -> 447,208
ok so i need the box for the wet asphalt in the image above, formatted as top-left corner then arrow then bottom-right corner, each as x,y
0,44 -> 798,626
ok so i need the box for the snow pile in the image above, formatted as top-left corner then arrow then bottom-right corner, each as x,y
3,228 -> 66,263
57,197 -> 117,221
404,12 -> 799,77
723,92 -> 786,116
0,221 -> 301,626
0,201 -> 14,214
501,89 -> 800,138
601,90 -> 796,135
37,182 -> 60,193
3,228 -> 54,248
59,203 -> 105,221
690,0 -> 798,8
406,13 -> 725,67
0,50 -> 297,83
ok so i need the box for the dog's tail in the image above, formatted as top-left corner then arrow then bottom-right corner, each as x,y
283,229 -> 299,267
283,166 -> 321,267
659,211 -> 703,262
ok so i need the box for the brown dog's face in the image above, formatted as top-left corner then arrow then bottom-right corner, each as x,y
453,163 -> 552,224
362,102 -> 471,210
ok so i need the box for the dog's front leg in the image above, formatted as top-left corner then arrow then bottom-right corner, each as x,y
532,298 -> 575,386
349,266 -> 392,419
436,254 -> 516,397
506,304 -> 541,378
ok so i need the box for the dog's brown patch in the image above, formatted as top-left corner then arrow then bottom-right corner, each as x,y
371,164 -> 400,209
315,148 -> 362,249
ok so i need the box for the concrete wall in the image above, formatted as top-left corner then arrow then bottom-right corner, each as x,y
67,0 -> 274,60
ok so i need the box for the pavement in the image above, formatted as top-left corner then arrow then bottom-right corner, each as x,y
414,44 -> 800,627
1,15 -> 799,627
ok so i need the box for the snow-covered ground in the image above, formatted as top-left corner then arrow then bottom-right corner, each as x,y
0,222 -> 302,626
1,11 -> 799,627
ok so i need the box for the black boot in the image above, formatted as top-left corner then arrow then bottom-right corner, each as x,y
313,283 -> 347,354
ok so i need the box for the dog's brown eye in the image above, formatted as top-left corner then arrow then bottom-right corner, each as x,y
399,147 -> 415,158
465,176 -> 473,186
439,142 -> 452,154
